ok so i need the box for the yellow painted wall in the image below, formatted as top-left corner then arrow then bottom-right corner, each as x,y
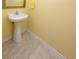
28,0 -> 76,59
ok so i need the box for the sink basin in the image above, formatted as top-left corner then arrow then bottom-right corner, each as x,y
8,12 -> 29,43
9,12 -> 28,22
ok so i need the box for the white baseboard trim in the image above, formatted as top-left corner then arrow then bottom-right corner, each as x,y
2,36 -> 12,43
26,29 -> 67,59
2,29 -> 27,44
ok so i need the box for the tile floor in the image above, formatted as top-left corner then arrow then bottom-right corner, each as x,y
2,31 -> 65,59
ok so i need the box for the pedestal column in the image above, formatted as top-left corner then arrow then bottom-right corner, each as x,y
14,22 -> 22,43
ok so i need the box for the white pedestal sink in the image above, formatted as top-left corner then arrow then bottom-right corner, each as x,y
8,12 -> 28,43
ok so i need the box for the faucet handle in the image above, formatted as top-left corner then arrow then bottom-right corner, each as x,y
15,11 -> 19,15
